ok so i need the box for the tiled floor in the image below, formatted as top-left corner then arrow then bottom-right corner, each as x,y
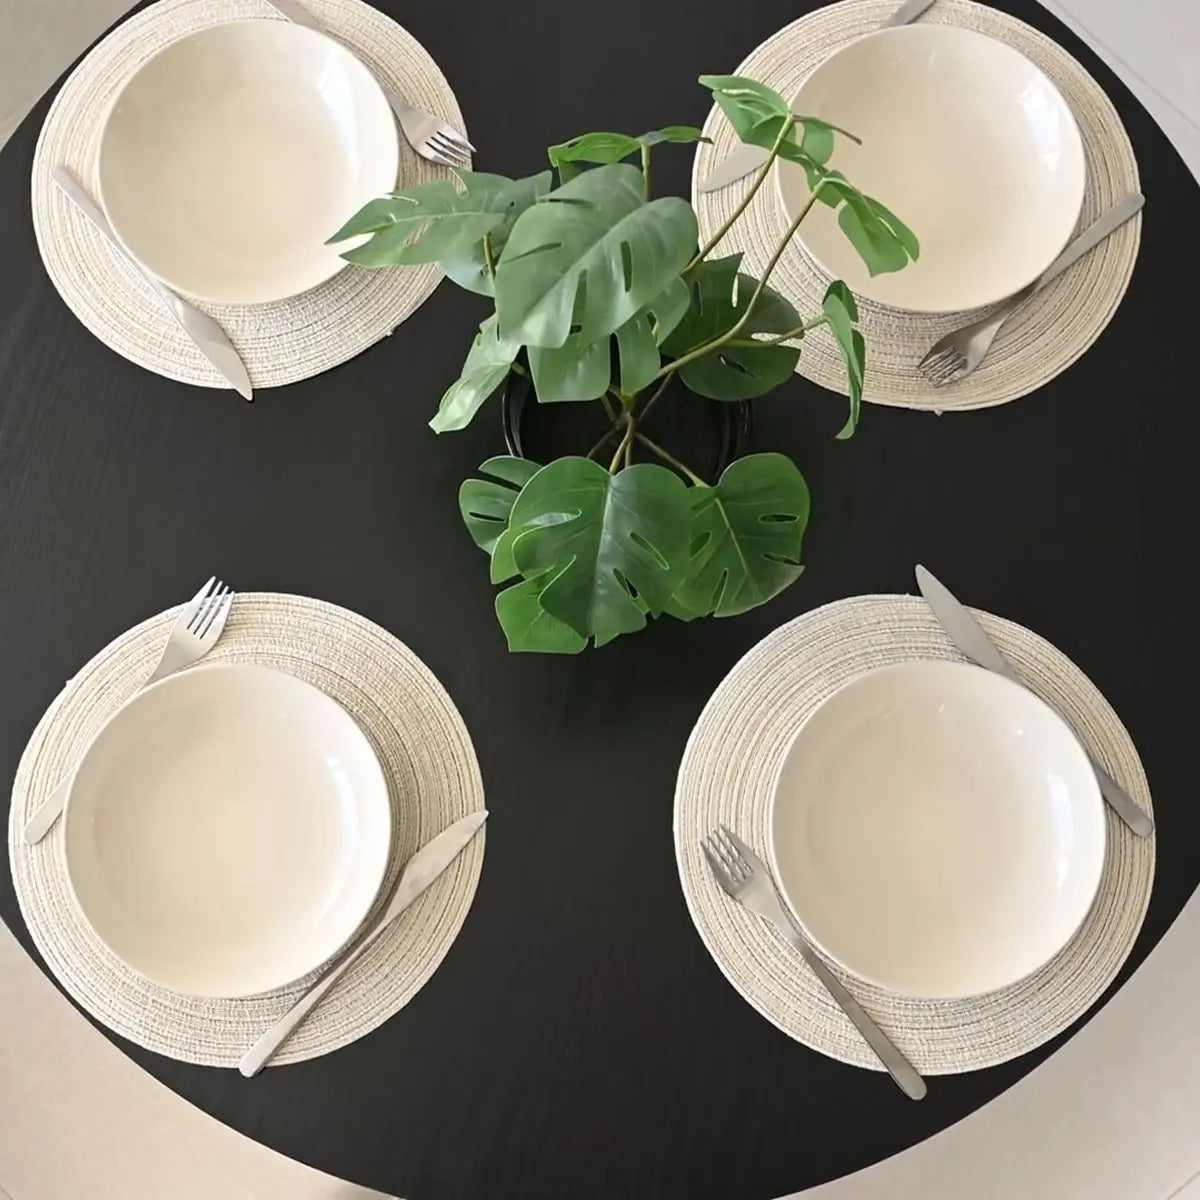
0,1 -> 1197,1198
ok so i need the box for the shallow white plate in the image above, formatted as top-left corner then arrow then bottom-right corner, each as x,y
64,663 -> 392,997
97,19 -> 399,306
775,25 -> 1086,313
768,660 -> 1105,999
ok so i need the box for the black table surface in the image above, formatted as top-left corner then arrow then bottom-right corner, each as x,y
0,1 -> 1194,1197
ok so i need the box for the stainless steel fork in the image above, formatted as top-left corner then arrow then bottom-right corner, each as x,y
703,825 -> 927,1100
22,578 -> 235,844
389,95 -> 473,168
918,192 -> 1145,387
265,0 -> 473,168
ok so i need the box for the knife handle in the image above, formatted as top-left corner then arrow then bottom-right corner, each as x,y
1090,757 -> 1155,837
51,168 -> 173,308
22,776 -> 70,844
239,919 -> 389,1077
1033,192 -> 1145,294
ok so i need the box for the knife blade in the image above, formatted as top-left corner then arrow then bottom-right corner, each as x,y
52,168 -> 253,401
698,0 -> 938,193
238,809 -> 488,1076
262,0 -> 324,32
380,810 -> 488,926
915,565 -> 1154,838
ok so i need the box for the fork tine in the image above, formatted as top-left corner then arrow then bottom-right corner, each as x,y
194,585 -> 231,641
720,825 -> 754,862
183,576 -> 218,619
929,357 -> 965,386
423,144 -> 459,168
185,580 -> 220,632
920,350 -> 963,386
918,347 -> 955,374
188,580 -> 225,635
428,131 -> 469,162
701,837 -> 726,878
437,126 -> 475,154
713,827 -> 745,881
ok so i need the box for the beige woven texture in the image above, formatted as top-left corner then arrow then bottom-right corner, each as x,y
7,593 -> 486,1068
32,0 -> 466,391
691,0 -> 1142,412
675,595 -> 1154,1073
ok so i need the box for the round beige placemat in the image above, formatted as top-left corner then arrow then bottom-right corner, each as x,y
675,594 -> 1154,1073
32,0 -> 467,392
691,0 -> 1142,412
7,593 -> 485,1068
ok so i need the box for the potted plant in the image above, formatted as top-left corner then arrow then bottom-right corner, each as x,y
331,75 -> 917,652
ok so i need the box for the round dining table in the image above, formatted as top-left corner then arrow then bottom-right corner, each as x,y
0,0 -> 1194,1196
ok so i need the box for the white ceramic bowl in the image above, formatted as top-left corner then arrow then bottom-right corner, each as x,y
97,19 -> 399,305
64,663 -> 392,997
768,660 -> 1105,999
775,25 -> 1086,313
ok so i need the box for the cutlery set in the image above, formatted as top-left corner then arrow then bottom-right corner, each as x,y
704,564 -> 1153,1099
699,0 -> 1144,384
23,567 -> 1144,1084
24,576 -> 484,1073
54,0 -> 472,402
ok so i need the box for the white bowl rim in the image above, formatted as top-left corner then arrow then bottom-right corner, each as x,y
773,24 -> 1087,315
765,658 -> 1107,1000
96,17 -> 401,308
62,660 -> 393,997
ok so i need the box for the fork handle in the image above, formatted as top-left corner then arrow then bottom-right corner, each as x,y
1032,192 -> 1145,295
784,927 -> 927,1100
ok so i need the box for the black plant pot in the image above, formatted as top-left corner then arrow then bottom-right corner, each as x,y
500,362 -> 752,482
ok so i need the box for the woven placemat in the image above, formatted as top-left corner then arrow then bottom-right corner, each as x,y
7,593 -> 485,1068
32,0 -> 466,392
691,0 -> 1141,412
675,595 -> 1154,1073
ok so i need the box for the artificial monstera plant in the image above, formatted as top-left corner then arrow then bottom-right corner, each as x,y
330,75 -> 917,652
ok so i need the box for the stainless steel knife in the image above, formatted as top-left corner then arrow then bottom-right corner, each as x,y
263,0 -> 324,33
52,167 -> 253,401
238,809 -> 489,1076
698,0 -> 938,193
915,565 -> 1154,838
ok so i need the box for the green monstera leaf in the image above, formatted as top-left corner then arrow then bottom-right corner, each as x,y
546,126 -> 709,182
458,456 -> 541,553
331,172 -> 509,265
698,75 -> 858,168
528,337 -> 611,402
611,277 -> 692,395
494,164 -> 697,349
430,317 -> 520,433
495,571 -> 588,654
506,457 -> 691,645
821,281 -> 866,439
441,172 -> 553,296
663,255 -> 803,399
670,453 -> 810,618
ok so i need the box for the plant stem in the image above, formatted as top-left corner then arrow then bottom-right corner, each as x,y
609,416 -> 635,473
685,121 -> 792,273
654,184 -> 824,384
509,360 -> 526,377
482,232 -> 496,280
587,423 -> 620,460
640,143 -> 651,201
725,314 -> 829,349
624,432 -> 634,468
635,434 -> 707,486
634,375 -> 673,424
600,392 -> 617,422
